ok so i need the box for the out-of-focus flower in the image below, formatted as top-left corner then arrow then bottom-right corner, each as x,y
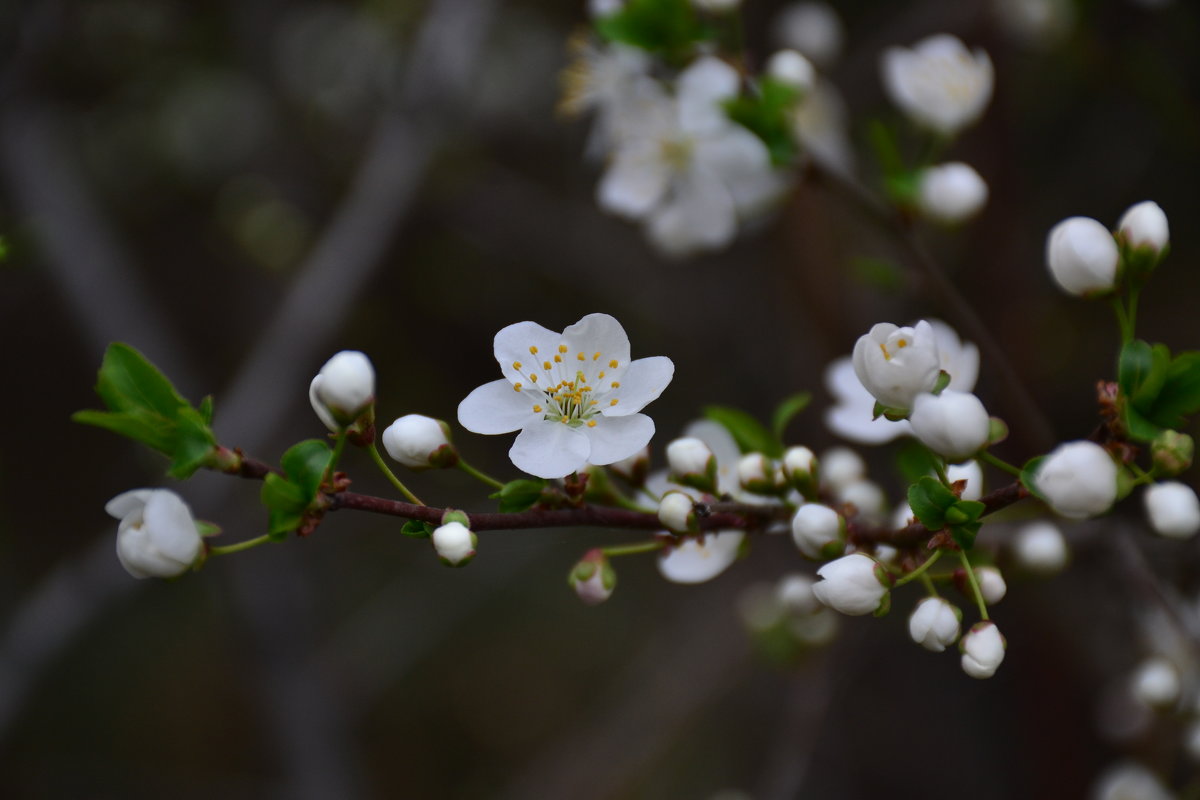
881,34 -> 993,136
960,621 -> 1006,678
852,320 -> 942,411
824,357 -> 912,444
107,489 -> 204,579
1046,216 -> 1120,296
812,553 -> 891,615
772,2 -> 843,67
1117,200 -> 1169,253
820,446 -> 865,490
916,162 -> 988,223
766,50 -> 815,93
792,79 -> 855,175
908,597 -> 962,652
1033,441 -> 1119,519
1091,762 -> 1174,800
1013,521 -> 1069,573
1131,657 -> 1181,708
457,314 -> 673,479
1144,482 -> 1200,539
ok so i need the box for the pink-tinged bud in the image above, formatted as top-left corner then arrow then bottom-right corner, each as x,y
568,549 -> 616,605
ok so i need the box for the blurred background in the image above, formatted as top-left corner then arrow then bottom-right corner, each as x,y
2,0 -> 1200,797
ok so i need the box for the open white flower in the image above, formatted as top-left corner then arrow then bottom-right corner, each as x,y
596,56 -> 784,257
881,34 -> 994,136
852,320 -> 942,411
656,531 -> 745,584
458,314 -> 674,479
106,489 -> 203,579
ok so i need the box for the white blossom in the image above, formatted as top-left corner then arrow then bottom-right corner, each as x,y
381,414 -> 455,469
1131,657 -> 1181,708
106,489 -> 203,579
824,357 -> 911,444
766,50 -> 815,93
792,79 -> 855,175
561,41 -> 651,157
852,320 -> 942,411
1117,200 -> 1169,253
791,503 -> 844,559
917,162 -> 989,223
657,531 -> 744,584
930,319 -> 980,394
820,446 -> 865,490
310,350 -> 375,430
776,573 -> 821,616
1013,521 -> 1069,573
909,390 -> 991,461
837,479 -> 887,524
1033,440 -> 1119,519
960,621 -> 1006,678
812,553 -> 890,615
432,521 -> 476,566
908,597 -> 962,652
1046,216 -> 1120,296
975,566 -> 1008,605
881,34 -> 993,136
1144,481 -> 1200,539
772,2 -> 843,67
457,314 -> 673,479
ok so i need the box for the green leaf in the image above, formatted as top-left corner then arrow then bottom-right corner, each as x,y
771,392 -> 812,442
1147,351 -> 1200,429
950,522 -> 981,551
401,520 -> 436,539
198,395 -> 214,426
71,408 -> 176,453
94,343 -> 188,419
594,0 -> 712,61
281,440 -> 334,499
724,79 -> 801,167
895,440 -> 940,483
1123,404 -> 1163,443
260,473 -> 309,538
1117,339 -> 1169,407
490,479 -> 547,513
168,407 -> 218,479
1019,455 -> 1049,502
703,405 -> 782,457
907,476 -> 958,531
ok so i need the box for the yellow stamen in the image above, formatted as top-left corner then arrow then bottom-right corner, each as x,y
609,359 -> 618,368
610,398 -> 619,406
554,355 -> 562,363
543,361 -> 552,370
533,404 -> 542,413
598,371 -> 605,379
530,346 -> 538,355
560,416 -> 569,423
530,374 -> 538,383
587,420 -> 597,427
897,338 -> 908,348
513,383 -> 522,391
513,361 -> 522,370
577,352 -> 585,361
558,344 -> 569,353
611,381 -> 620,388
593,352 -> 601,360
879,343 -> 891,361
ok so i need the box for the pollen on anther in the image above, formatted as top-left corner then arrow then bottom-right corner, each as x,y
897,338 -> 908,348
587,420 -> 597,427
560,416 -> 569,423
577,352 -> 585,361
609,359 -> 618,368
554,355 -> 562,363
513,383 -> 522,391
598,371 -> 605,379
610,398 -> 619,406
533,404 -> 542,413
558,344 -> 569,354
513,361 -> 522,370
593,352 -> 601,360
530,374 -> 539,383
611,381 -> 620,388
530,346 -> 538,355
543,360 -> 551,370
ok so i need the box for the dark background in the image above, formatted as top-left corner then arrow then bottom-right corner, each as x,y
2,0 -> 1199,797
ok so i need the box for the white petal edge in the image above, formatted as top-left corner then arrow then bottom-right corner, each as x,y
602,356 -> 674,417
509,420 -> 592,479
583,413 -> 655,465
561,313 -> 632,369
458,379 -> 540,434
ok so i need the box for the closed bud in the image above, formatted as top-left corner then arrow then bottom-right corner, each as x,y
909,390 -> 991,461
767,49 -> 815,93
1131,657 -> 1181,708
666,437 -> 717,493
737,453 -> 779,494
975,565 -> 1008,605
852,320 -> 942,411
812,553 -> 891,616
1151,430 -> 1193,477
791,503 -> 845,559
1045,216 -> 1119,296
106,489 -> 204,579
382,414 -> 457,469
960,621 -> 1006,679
432,519 -> 476,567
658,491 -> 698,534
1013,521 -> 1069,573
916,162 -> 988,224
568,548 -> 616,606
1033,440 -> 1119,519
820,446 -> 865,490
782,446 -> 819,497
1117,200 -> 1169,253
310,350 -> 375,430
1144,481 -> 1200,539
908,596 -> 962,652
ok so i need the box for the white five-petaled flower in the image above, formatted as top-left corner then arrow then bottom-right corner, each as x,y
909,390 -> 991,462
106,489 -> 204,579
908,596 -> 962,652
596,56 -> 784,257
310,350 -> 375,430
1033,440 -> 1119,519
852,320 -> 942,411
457,314 -> 674,479
881,34 -> 994,136
812,552 -> 891,616
916,162 -> 989,224
960,621 -> 1006,678
1045,216 -> 1120,296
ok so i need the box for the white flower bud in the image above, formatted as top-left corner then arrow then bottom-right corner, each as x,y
773,2 -> 843,67
432,521 -> 476,566
782,446 -> 816,479
960,621 -> 1006,679
767,50 -> 815,92
381,414 -> 455,469
1013,521 -> 1069,573
820,446 -> 864,490
838,479 -> 886,524
568,549 -> 616,606
909,390 -> 991,461
880,34 -> 993,136
737,453 -> 777,493
658,491 -> 697,534
946,460 -> 984,501
310,350 -> 375,429
908,597 -> 962,652
1131,657 -> 1181,708
852,320 -> 942,411
776,573 -> 821,616
1144,481 -> 1200,539
791,503 -> 844,559
1045,216 -> 1119,296
1033,440 -> 1119,519
1092,762 -> 1174,800
975,566 -> 1007,605
812,553 -> 891,616
106,489 -> 204,579
916,162 -> 988,223
1117,200 -> 1169,253
667,437 -> 716,492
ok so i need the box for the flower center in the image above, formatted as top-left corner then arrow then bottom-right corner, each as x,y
511,343 -> 621,428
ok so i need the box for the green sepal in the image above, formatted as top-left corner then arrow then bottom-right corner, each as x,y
771,391 -> 812,442
594,0 -> 713,62
401,520 -> 435,539
1019,455 -> 1049,502
195,520 -> 222,538
987,417 -> 1009,446
931,370 -> 951,396
872,400 -> 909,421
950,521 -> 982,550
703,405 -> 783,457
280,439 -> 335,499
489,479 -> 547,513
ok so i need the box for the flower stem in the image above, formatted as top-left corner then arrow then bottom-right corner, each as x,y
931,458 -> 951,487
209,534 -> 274,556
958,549 -> 989,621
368,441 -> 424,505
1128,461 -> 1156,487
1127,286 -> 1141,341
456,457 -> 505,490
1111,295 -> 1133,345
978,450 -> 1022,478
894,549 -> 944,587
918,571 -> 940,598
601,539 -> 665,558
323,430 -> 348,487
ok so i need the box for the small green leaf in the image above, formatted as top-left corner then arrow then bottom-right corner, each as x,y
261,473 -> 309,538
490,479 -> 547,513
168,407 -> 218,479
1123,404 -> 1163,443
1019,455 -> 1049,502
280,440 -> 334,499
771,392 -> 812,442
1147,351 -> 1200,429
895,440 -> 940,483
198,395 -> 214,426
71,408 -> 175,453
907,476 -> 954,530
401,520 -> 435,538
950,521 -> 981,551
94,343 -> 188,420
703,405 -> 782,457
594,0 -> 712,60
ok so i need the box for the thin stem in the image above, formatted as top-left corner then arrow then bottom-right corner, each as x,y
893,550 -> 943,587
978,450 -> 1022,478
209,534 -> 274,556
367,441 -> 424,505
602,539 -> 666,558
918,571 -> 940,598
931,458 -> 951,487
456,457 -> 505,490
958,550 -> 989,621
1127,286 -> 1141,341
323,430 -> 348,486
1128,461 -> 1156,487
1111,295 -> 1133,345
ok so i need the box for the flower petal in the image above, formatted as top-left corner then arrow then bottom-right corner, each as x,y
105,489 -> 154,520
509,421 -> 591,479
657,531 -> 744,584
645,168 -> 737,257
457,379 -> 540,434
597,144 -> 671,220
561,313 -> 632,371
600,355 -> 673,416
494,321 -> 565,386
677,56 -> 740,136
142,490 -> 201,564
583,413 -> 654,464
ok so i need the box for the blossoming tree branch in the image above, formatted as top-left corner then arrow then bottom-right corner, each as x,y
69,2 -> 1200,789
